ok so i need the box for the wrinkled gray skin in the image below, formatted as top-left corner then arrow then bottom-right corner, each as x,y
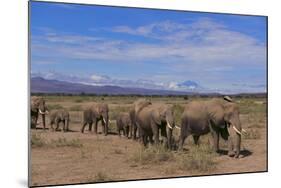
129,106 -> 139,140
131,99 -> 152,141
31,96 -> 48,129
135,99 -> 175,149
49,109 -> 70,132
81,103 -> 109,136
116,112 -> 132,138
179,99 -> 242,158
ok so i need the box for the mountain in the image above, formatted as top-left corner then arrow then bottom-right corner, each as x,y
31,77 -> 194,95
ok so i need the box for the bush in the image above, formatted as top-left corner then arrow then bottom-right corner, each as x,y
130,145 -> 174,165
242,129 -> 261,140
178,144 -> 216,172
50,138 -> 83,148
31,134 -> 46,147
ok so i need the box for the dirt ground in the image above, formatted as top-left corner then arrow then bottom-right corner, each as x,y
30,96 -> 267,187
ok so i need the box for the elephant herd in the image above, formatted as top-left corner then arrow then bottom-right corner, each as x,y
31,96 -> 245,158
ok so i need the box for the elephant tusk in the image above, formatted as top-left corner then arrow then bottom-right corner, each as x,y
233,126 -> 242,135
39,109 -> 45,115
242,128 -> 247,133
167,121 -> 173,129
175,125 -> 181,130
103,117 -> 106,124
108,119 -> 112,124
45,110 -> 49,114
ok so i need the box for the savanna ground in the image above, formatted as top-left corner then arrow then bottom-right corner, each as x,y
30,96 -> 267,187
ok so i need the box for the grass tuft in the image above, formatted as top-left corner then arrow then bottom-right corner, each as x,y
130,144 -> 174,165
242,129 -> 261,140
178,144 -> 216,173
50,138 -> 83,148
31,134 -> 46,148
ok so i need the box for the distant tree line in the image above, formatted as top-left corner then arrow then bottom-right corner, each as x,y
31,92 -> 267,99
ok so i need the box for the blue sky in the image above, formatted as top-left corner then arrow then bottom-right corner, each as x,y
30,1 -> 267,93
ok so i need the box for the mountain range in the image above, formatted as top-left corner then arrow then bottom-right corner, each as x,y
31,77 -> 197,95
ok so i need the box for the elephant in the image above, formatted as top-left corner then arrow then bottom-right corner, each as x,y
130,99 -> 152,141
178,98 -> 243,158
116,112 -> 132,138
135,100 -> 176,149
31,96 -> 49,129
81,103 -> 109,136
49,109 -> 70,132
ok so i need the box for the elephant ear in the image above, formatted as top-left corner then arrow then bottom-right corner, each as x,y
31,97 -> 40,112
223,102 -> 236,122
151,109 -> 162,125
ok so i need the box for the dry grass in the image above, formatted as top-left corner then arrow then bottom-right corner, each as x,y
130,144 -> 174,165
31,133 -> 83,148
243,129 -> 261,140
31,134 -> 46,148
69,105 -> 82,111
50,138 -> 83,148
177,144 -> 217,173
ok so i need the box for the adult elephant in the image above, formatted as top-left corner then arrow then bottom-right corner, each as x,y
135,100 -> 176,149
178,98 -> 243,158
81,103 -> 109,136
31,96 -> 48,129
130,99 -> 152,141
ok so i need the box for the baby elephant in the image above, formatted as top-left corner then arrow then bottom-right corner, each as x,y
49,109 -> 70,132
116,112 -> 132,138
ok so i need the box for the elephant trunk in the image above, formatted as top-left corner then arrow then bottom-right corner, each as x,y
102,113 -> 109,136
234,133 -> 241,158
230,118 -> 242,158
167,127 -> 173,150
42,114 -> 46,129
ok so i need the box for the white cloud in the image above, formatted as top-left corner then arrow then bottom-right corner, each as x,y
31,18 -> 266,93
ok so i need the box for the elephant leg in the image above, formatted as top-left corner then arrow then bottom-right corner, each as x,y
133,125 -> 138,140
102,120 -> 108,136
227,133 -> 235,157
151,124 -> 159,145
160,127 -> 168,148
128,125 -> 132,139
101,121 -> 105,134
118,128 -> 121,137
211,131 -> 220,153
142,134 -> 148,147
89,122 -> 93,134
81,122 -> 87,133
94,120 -> 98,134
55,120 -> 60,131
31,114 -> 38,129
178,135 -> 188,151
62,120 -> 66,132
88,122 -> 92,131
66,119 -> 69,132
126,127 -> 130,138
193,135 -> 200,145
